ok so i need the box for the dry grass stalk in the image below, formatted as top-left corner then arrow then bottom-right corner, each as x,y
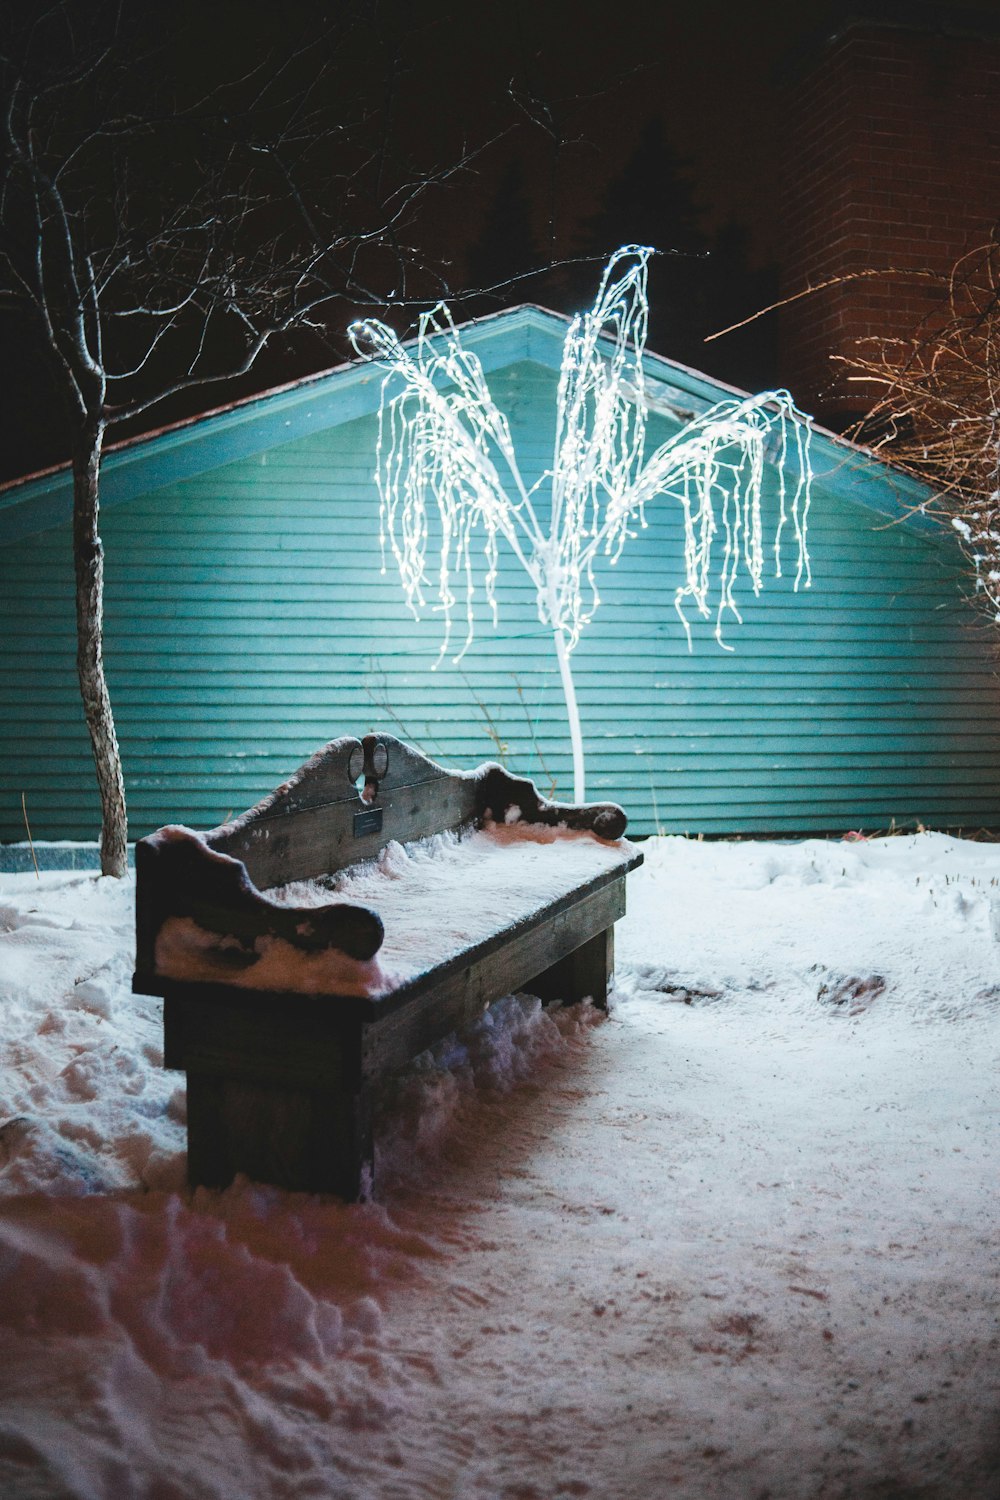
20,792 -> 40,880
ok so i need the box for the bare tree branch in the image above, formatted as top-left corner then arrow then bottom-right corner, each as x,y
0,0 -> 530,873
831,231 -> 1000,625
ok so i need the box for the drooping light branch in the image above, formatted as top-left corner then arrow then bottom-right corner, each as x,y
351,245 -> 813,802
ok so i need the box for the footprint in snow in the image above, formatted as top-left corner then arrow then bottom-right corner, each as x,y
817,974 -> 886,1014
627,964 -> 724,1005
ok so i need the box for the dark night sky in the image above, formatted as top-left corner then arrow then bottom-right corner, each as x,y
408,0 -> 822,263
4,0 -> 998,483
347,0 -> 1000,282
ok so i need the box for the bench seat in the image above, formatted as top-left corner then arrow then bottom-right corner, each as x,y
154,820 -> 637,1005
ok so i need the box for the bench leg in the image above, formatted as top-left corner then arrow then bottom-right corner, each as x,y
528,925 -> 615,1011
185,1070 -> 375,1201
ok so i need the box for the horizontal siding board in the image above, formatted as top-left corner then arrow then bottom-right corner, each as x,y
9,741 -> 1000,767
4,356 -> 1000,840
12,627 -> 989,651
11,622 -> 988,651
9,705 -> 1000,731
8,667 -> 996,693
5,728 -> 988,751
15,766 -> 996,789
5,580 -> 955,602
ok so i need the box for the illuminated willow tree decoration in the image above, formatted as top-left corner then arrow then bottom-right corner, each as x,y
350,246 -> 812,803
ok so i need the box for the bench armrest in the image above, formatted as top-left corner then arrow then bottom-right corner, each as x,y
474,765 -> 628,842
134,825 -> 384,983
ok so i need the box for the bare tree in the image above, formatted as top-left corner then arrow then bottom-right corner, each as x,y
834,233 -> 1000,623
0,1 -> 484,874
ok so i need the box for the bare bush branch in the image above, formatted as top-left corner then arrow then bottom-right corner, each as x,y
836,231 -> 1000,621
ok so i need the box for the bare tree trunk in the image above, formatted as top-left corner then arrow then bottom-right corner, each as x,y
72,421 -> 128,877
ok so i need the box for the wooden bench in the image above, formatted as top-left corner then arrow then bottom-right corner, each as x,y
132,733 -> 642,1200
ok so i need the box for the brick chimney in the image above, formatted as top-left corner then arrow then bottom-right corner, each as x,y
778,5 -> 1000,429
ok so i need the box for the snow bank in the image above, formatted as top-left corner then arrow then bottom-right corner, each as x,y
0,872 -> 185,1196
0,860 -> 597,1202
1,832 -> 998,1499
620,830 -> 1000,1024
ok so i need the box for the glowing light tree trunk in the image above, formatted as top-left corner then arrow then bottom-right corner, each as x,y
552,624 -> 585,803
350,246 -> 813,805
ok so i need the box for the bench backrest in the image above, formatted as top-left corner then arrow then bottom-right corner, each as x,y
206,733 -> 479,891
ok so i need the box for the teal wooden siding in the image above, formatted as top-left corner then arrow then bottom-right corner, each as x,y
6,354 -> 1000,844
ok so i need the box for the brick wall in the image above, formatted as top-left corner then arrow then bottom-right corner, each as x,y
778,21 -> 1000,426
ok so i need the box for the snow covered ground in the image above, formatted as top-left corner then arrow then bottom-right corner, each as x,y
1,832 -> 998,1499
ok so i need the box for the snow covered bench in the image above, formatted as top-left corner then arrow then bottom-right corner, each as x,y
132,733 -> 642,1200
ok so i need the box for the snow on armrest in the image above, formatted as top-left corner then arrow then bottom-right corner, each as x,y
134,825 -> 384,990
473,764 -> 628,842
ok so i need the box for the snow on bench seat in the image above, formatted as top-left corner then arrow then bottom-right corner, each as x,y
281,820 -> 635,994
154,820 -> 636,1001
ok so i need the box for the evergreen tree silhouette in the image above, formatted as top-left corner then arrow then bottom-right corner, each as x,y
702,220 -> 778,391
459,122 -> 778,391
586,119 -> 705,261
577,120 -> 710,366
465,158 -> 540,311
564,118 -> 777,390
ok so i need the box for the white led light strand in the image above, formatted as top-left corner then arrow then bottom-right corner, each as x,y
350,246 -> 813,803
